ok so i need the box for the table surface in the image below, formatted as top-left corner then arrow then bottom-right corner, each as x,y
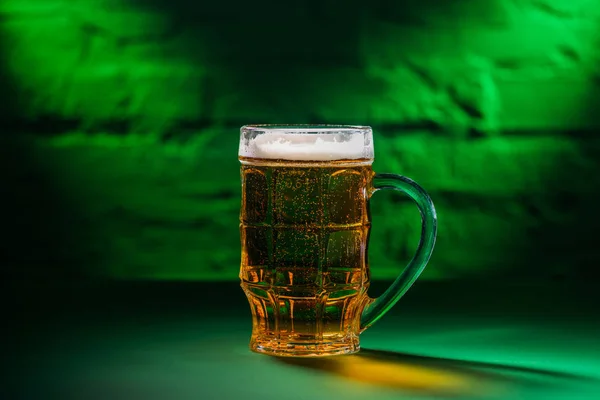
7,280 -> 600,400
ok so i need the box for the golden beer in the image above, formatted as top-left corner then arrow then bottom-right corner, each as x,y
239,125 -> 437,357
240,157 -> 373,355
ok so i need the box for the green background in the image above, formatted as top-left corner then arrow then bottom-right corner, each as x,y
1,0 -> 600,281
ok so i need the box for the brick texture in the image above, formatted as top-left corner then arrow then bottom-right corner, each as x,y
1,0 -> 599,131
1,0 -> 600,281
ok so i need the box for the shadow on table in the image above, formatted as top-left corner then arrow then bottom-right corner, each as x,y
274,348 -> 596,397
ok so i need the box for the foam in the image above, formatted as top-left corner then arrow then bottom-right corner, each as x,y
239,131 -> 373,161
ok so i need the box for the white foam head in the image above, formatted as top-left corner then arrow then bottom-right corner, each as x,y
239,125 -> 374,161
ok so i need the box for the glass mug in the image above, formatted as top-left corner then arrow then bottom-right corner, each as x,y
239,125 -> 437,357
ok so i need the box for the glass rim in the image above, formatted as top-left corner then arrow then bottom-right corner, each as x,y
241,124 -> 372,134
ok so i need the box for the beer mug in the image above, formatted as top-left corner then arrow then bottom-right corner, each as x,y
239,125 -> 437,357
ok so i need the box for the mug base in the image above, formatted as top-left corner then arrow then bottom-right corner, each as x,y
250,335 -> 360,357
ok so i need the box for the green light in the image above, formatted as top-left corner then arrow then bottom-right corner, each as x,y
1,0 -> 600,280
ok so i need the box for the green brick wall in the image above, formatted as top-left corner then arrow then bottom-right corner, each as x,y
1,0 -> 599,281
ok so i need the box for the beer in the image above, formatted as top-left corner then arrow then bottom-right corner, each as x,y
238,125 -> 437,357
240,154 -> 373,356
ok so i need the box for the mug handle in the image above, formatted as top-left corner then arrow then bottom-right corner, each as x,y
360,173 -> 438,331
